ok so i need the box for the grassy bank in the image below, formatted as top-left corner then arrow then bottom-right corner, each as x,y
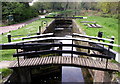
75,16 -> 119,52
0,68 -> 12,78
0,17 -> 53,61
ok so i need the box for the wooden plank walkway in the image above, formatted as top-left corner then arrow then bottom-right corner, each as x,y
9,56 -> 120,72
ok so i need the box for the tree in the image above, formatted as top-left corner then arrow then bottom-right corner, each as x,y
98,2 -> 118,14
2,2 -> 38,23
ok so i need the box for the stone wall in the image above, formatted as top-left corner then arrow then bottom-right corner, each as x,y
9,68 -> 31,83
43,20 -> 55,34
72,19 -> 86,34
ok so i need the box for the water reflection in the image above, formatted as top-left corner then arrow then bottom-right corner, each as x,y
62,66 -> 84,82
55,24 -> 84,82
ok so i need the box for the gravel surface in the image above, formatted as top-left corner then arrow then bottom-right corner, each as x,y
0,61 -> 13,69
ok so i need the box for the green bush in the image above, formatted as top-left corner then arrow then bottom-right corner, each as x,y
101,13 -> 112,18
112,14 -> 119,19
2,2 -> 39,24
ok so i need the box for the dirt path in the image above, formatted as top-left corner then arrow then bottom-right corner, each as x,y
0,61 -> 13,69
0,15 -> 47,34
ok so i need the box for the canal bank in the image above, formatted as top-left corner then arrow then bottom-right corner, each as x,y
72,19 -> 118,83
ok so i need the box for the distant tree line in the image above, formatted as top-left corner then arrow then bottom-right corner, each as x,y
79,2 -> 119,19
2,2 -> 38,23
2,2 -> 119,25
36,2 -> 119,18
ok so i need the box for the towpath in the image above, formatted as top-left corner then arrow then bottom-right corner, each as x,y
0,15 -> 47,34
0,61 -> 12,69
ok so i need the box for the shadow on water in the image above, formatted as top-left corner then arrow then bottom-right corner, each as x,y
31,66 -> 62,84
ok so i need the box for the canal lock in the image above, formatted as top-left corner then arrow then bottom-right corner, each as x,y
30,18 -> 93,83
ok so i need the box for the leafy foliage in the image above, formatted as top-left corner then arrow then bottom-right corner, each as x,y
2,2 -> 38,23
2,2 -> 119,24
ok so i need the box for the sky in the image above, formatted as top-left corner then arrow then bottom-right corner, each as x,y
29,0 -> 38,6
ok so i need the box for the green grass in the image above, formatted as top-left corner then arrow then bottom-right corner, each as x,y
111,59 -> 120,64
0,50 -> 16,61
0,18 -> 53,43
75,16 -> 119,52
0,24 -> 7,27
0,17 -> 53,61
76,15 -> 120,78
0,68 -> 12,78
117,72 -> 120,77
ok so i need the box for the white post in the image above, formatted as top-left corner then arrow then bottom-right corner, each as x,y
83,17 -> 87,19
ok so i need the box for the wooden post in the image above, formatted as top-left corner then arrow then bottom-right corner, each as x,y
37,32 -> 40,35
98,31 -> 103,41
109,36 -> 115,49
105,44 -> 110,68
36,26 -> 41,35
7,33 -> 11,42
39,26 -> 41,34
88,49 -> 90,53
